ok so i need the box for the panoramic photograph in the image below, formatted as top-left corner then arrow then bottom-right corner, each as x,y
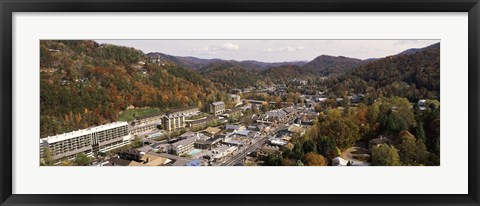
39,40 -> 440,166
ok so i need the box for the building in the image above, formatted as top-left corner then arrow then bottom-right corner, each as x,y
261,107 -> 297,125
194,136 -> 224,150
225,124 -> 245,134
127,154 -> 171,166
185,116 -> 217,128
162,114 -> 185,131
287,125 -> 306,136
229,94 -> 241,105
40,122 -> 132,161
128,123 -> 158,135
133,111 -> 164,126
171,133 -> 208,155
202,127 -> 222,136
210,101 -> 225,115
107,151 -> 172,166
221,108 -> 242,118
168,106 -> 200,117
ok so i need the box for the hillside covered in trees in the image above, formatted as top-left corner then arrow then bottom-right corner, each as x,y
40,40 -> 227,137
323,43 -> 440,102
40,40 -> 440,142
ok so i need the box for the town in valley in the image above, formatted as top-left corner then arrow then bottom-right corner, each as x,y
40,40 -> 441,166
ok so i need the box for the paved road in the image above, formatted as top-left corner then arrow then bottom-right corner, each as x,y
220,136 -> 269,166
219,125 -> 291,166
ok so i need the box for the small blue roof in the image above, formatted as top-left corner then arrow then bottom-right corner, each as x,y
186,159 -> 201,166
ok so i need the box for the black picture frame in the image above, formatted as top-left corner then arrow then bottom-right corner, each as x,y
1,0 -> 479,205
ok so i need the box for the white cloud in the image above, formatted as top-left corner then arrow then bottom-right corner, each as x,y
188,42 -> 239,55
265,46 -> 305,53
187,46 -> 217,55
221,42 -> 240,50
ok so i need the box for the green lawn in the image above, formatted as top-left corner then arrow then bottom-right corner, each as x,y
118,107 -> 161,122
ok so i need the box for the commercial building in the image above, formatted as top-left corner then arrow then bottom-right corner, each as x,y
210,101 -> 225,115
129,123 -> 158,135
185,116 -> 217,128
40,122 -> 132,161
194,136 -> 224,150
162,114 -> 185,131
133,111 -> 164,126
171,133 -> 208,155
168,106 -> 199,117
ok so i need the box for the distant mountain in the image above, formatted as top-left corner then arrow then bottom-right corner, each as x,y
146,52 -> 221,70
196,54 -> 369,88
239,60 -> 308,70
395,42 -> 440,56
147,52 -> 308,71
302,55 -> 367,76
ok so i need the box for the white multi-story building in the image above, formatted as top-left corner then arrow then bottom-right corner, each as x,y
162,114 -> 185,131
40,122 -> 132,161
210,101 -> 225,115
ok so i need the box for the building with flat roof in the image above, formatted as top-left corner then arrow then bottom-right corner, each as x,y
185,116 -> 217,128
194,136 -> 224,150
171,133 -> 208,155
162,114 -> 185,131
168,106 -> 199,117
133,111 -> 164,126
210,101 -> 225,115
40,122 -> 132,161
129,123 -> 158,135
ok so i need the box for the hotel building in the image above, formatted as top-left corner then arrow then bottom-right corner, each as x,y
210,101 -> 225,115
162,114 -> 185,131
40,122 -> 132,161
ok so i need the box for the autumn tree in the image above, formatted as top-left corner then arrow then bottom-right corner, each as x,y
304,152 -> 328,166
319,118 -> 360,149
370,144 -> 401,166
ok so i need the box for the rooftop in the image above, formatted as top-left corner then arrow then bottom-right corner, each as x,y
41,121 -> 128,144
211,101 -> 225,106
266,109 -> 287,118
168,105 -> 199,114
203,127 -> 222,134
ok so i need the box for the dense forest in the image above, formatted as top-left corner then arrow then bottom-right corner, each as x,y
40,40 -> 227,137
322,43 -> 440,102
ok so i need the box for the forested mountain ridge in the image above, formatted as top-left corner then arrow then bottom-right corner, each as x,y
325,42 -> 440,102
302,55 -> 367,76
147,52 -> 308,71
40,40 -> 225,138
195,54 -> 368,89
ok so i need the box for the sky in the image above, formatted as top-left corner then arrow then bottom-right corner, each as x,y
95,40 -> 439,63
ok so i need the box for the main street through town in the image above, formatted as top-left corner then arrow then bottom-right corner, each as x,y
219,124 -> 292,166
